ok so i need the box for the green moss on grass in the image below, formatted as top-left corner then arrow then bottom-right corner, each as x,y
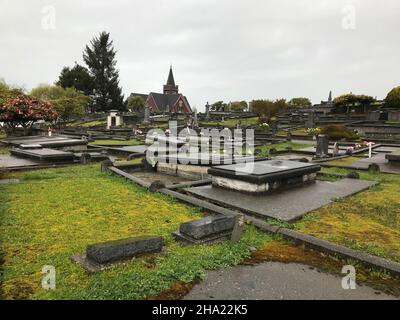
0,165 -> 271,299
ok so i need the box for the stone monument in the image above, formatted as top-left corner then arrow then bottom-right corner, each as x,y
315,135 -> 329,159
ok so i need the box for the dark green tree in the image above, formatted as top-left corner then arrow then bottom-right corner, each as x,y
127,95 -> 145,112
289,97 -> 312,107
56,63 -> 94,96
385,86 -> 400,109
334,93 -> 375,113
83,31 -> 125,111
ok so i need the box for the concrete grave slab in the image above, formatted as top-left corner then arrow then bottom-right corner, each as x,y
10,148 -> 74,162
186,178 -> 377,221
71,236 -> 164,272
0,154 -> 41,168
208,160 -> 320,194
172,215 -> 236,244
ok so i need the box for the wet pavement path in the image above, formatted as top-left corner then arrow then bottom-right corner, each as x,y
184,262 -> 398,300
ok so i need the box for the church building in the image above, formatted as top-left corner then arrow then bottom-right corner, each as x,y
129,66 -> 192,114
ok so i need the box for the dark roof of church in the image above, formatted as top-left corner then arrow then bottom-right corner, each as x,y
129,92 -> 191,112
166,66 -> 176,87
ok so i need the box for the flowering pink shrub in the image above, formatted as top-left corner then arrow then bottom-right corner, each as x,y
0,95 -> 57,131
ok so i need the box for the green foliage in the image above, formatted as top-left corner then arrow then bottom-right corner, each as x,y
127,95 -> 145,112
320,124 -> 359,141
333,93 -> 376,113
83,31 -> 125,111
384,86 -> 400,109
255,141 -> 312,157
56,63 -> 94,96
0,79 -> 24,107
210,101 -> 227,111
230,101 -> 248,112
289,97 -> 312,107
250,99 -> 288,122
30,84 -> 89,122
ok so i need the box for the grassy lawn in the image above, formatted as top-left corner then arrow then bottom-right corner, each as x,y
90,139 -> 142,146
0,146 -> 10,154
0,165 -> 271,299
294,168 -> 400,263
255,141 -> 312,157
69,119 -> 107,128
200,117 -> 259,127
323,156 -> 361,166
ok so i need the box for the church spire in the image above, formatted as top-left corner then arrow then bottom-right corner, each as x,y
163,65 -> 179,94
167,65 -> 176,86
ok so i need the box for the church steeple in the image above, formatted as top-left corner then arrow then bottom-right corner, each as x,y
163,65 -> 179,94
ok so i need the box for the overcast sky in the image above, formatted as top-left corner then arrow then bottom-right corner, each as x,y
1,0 -> 399,110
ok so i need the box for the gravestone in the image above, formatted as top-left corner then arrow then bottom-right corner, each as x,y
173,215 -> 236,244
80,153 -> 91,164
386,152 -> 400,163
192,108 -> 199,129
101,159 -> 113,172
305,112 -> 315,128
143,105 -> 150,125
205,102 -> 211,120
332,142 -> 339,157
208,160 -> 321,194
230,214 -> 245,243
87,236 -> 163,264
315,135 -> 329,158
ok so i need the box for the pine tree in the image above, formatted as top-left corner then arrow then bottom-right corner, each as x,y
83,32 -> 125,111
56,63 -> 94,96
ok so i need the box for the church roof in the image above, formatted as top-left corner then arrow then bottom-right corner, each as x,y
129,92 -> 191,112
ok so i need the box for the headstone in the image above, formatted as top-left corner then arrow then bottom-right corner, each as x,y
205,102 -> 210,120
305,112 -> 315,129
71,236 -> 164,271
149,180 -> 166,192
230,214 -> 245,243
270,121 -> 278,135
173,215 -> 236,244
143,105 -> 150,125
80,153 -> 91,164
332,142 -> 339,157
385,152 -> 400,163
315,135 -> 329,158
101,159 -> 113,172
192,108 -> 199,129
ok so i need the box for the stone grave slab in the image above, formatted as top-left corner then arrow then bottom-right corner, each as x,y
386,152 -> 400,162
185,179 -> 377,221
208,160 -> 320,194
71,236 -> 163,272
10,148 -> 74,162
156,153 -> 257,166
173,215 -> 236,244
0,154 -> 40,169
2,136 -> 87,149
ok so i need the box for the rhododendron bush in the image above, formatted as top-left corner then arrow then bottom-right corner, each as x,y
0,95 -> 57,132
